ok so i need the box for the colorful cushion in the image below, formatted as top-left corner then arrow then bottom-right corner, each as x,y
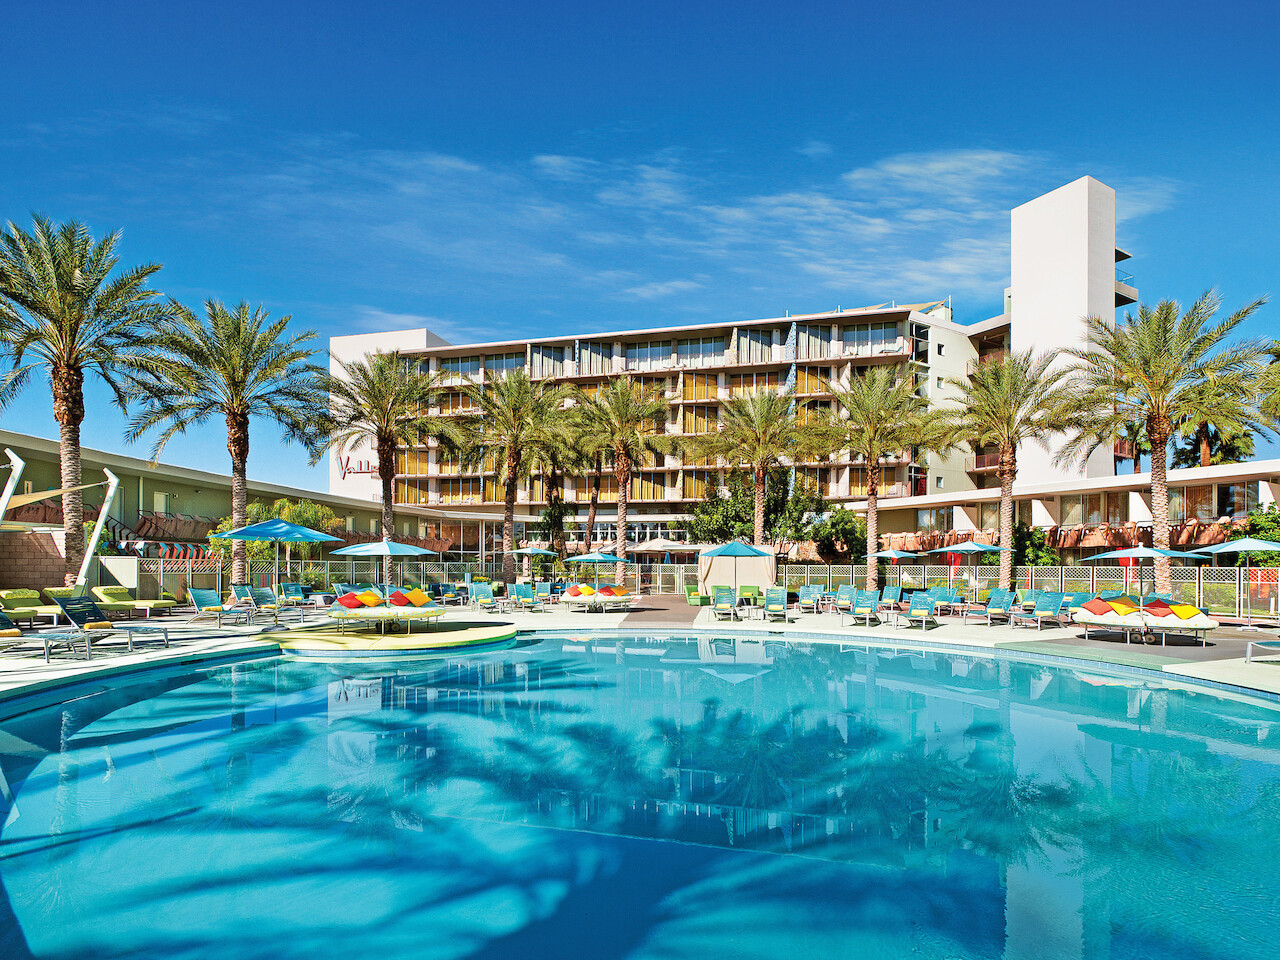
0,628 -> 19,638
388,591 -> 411,606
404,587 -> 431,607
336,592 -> 364,609
578,585 -> 595,596
566,585 -> 582,597
596,586 -> 615,596
86,621 -> 114,630
1081,597 -> 1112,616
357,590 -> 383,607
1107,598 -> 1138,614
1168,603 -> 1202,620
1144,599 -> 1172,613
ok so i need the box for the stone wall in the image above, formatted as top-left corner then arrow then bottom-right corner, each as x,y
0,531 -> 69,590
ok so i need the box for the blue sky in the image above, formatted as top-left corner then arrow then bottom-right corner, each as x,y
2,0 -> 1278,489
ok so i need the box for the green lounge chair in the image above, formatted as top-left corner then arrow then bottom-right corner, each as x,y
92,585 -> 178,617
685,584 -> 711,606
0,588 -> 66,627
737,585 -> 763,607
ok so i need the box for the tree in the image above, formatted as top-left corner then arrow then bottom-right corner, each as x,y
686,467 -> 824,544
810,507 -> 868,565
460,368 -> 574,582
978,521 -> 1059,568
207,498 -> 342,564
825,366 -> 941,591
694,389 -> 826,547
1064,292 -> 1267,593
313,351 -> 456,584
1171,424 -> 1255,469
128,301 -> 324,584
0,217 -> 168,584
1116,420 -> 1149,475
1228,503 -> 1280,567
575,376 -> 675,576
941,350 -> 1078,591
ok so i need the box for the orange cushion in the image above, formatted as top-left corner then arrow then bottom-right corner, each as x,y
404,587 -> 431,607
357,590 -> 383,607
613,587 -> 629,596
566,585 -> 582,597
1081,597 -> 1112,615
388,591 -> 411,606
336,592 -> 364,609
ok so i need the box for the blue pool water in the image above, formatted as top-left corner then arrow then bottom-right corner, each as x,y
1,634 -> 1279,959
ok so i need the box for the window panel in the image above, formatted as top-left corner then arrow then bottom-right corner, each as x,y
683,405 -> 718,434
682,373 -> 717,401
440,355 -> 482,377
794,367 -> 829,394
625,340 -> 672,371
484,352 -> 524,375
529,345 -> 564,378
729,371 -> 780,396
630,472 -> 666,501
1170,485 -> 1214,522
735,329 -> 772,364
796,324 -> 832,360
579,342 -> 614,376
683,470 -> 712,499
1216,482 -> 1258,519
676,336 -> 725,367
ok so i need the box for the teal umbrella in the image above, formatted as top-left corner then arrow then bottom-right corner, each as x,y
330,540 -> 438,557
922,542 -> 1009,598
869,549 -> 919,560
701,541 -> 771,558
216,519 -> 343,590
510,547 -> 559,556
571,551 -> 625,586
1193,538 -> 1280,629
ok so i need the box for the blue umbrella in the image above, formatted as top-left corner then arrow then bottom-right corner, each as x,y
571,551 -> 626,585
1193,538 -> 1280,629
700,541 -> 771,558
510,547 -> 560,556
920,542 -> 1009,554
869,549 -> 920,560
330,540 -> 438,557
215,519 -> 343,590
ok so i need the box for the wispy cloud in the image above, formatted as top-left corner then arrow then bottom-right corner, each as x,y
1113,175 -> 1180,223
796,139 -> 833,158
349,305 -> 465,339
620,279 -> 702,300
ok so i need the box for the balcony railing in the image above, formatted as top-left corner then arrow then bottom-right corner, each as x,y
965,452 -> 1000,472
1114,439 -> 1135,460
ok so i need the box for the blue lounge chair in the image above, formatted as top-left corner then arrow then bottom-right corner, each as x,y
188,588 -> 250,627
833,584 -> 856,619
53,595 -> 170,660
848,589 -> 881,627
897,593 -> 939,630
712,586 -> 739,621
962,588 -> 1015,625
535,581 -> 553,605
472,583 -> 500,613
1011,591 -> 1066,630
796,584 -> 822,614
878,586 -> 902,610
763,587 -> 790,622
511,583 -> 544,611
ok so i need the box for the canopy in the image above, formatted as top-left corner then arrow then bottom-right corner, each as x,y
510,547 -> 559,556
630,537 -> 701,554
217,519 -> 343,544
330,540 -> 438,557
698,542 -> 776,593
869,549 -> 919,560
572,551 -> 625,563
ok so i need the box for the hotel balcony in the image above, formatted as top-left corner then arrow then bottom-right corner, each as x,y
965,451 -> 1000,474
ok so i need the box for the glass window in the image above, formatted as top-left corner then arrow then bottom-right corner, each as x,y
1106,492 -> 1129,524
394,479 -> 428,504
796,324 -> 832,360
683,405 -> 718,434
843,322 -> 900,356
1170,485 -> 1214,522
439,391 -> 476,413
676,336 -> 725,367
729,371 -> 780,396
796,399 -> 830,425
1216,482 -> 1258,519
736,329 -> 772,364
850,466 -> 895,495
439,478 -> 483,503
1062,493 -> 1103,526
795,367 -> 829,394
682,373 -> 717,401
683,470 -> 712,499
625,340 -> 671,371
916,506 -> 954,533
529,345 -> 564,378
794,467 -> 826,495
630,472 -> 666,501
440,355 -> 482,377
579,342 -> 614,376
484,352 -> 524,375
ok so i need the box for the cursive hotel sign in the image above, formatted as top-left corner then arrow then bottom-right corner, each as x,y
337,456 -> 379,480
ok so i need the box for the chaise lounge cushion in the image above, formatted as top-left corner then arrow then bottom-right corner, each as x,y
388,591 -> 411,606
566,585 -> 582,597
404,587 -> 431,607
1081,597 -> 1112,616
336,592 -> 365,609
357,589 -> 383,607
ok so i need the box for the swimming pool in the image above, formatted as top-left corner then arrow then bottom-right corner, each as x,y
1,633 -> 1278,959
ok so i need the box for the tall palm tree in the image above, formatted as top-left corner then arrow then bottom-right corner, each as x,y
825,367 -> 940,591
127,301 -> 324,585
461,368 -> 574,582
695,389 -> 826,547
0,217 -> 168,584
1064,292 -> 1267,593
941,350 -> 1079,591
575,376 -> 675,576
314,351 -> 456,584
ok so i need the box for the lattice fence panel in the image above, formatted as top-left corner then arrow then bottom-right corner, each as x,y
1200,566 -> 1240,617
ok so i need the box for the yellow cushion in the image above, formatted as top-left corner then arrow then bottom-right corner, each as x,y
357,590 -> 383,607
86,621 -> 114,630
202,606 -> 225,613
579,585 -> 595,596
1168,603 -> 1201,620
1107,599 -> 1137,614
403,587 -> 430,607
0,629 -> 19,638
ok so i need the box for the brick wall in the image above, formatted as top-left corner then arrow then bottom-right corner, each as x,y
0,531 -> 70,589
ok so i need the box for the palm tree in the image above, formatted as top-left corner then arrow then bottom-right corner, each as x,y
575,376 -> 675,576
695,389 -> 826,547
0,217 -> 168,584
1064,292 -> 1267,593
1116,420 -> 1149,475
127,301 -> 324,585
941,350 -> 1078,591
825,367 -> 940,591
314,351 -> 456,584
461,368 -> 574,582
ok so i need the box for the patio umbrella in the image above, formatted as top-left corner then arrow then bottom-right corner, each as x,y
331,539 -> 439,589
921,542 -> 1009,597
571,551 -> 625,586
698,541 -> 774,593
511,545 -> 560,580
1192,538 -> 1280,630
869,549 -> 919,561
217,519 -> 343,591
1084,547 -> 1207,610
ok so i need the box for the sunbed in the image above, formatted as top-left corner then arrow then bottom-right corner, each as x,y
878,586 -> 902,611
92,585 -> 179,617
187,588 -> 250,627
45,586 -> 134,618
471,583 -> 504,613
896,593 -> 939,630
511,583 -> 544,612
0,589 -> 65,627
796,584 -> 822,614
535,581 -> 553,605
1072,596 -> 1147,643
1246,639 -> 1280,662
1011,592 -> 1067,630
327,587 -> 445,633
1140,600 -> 1218,646
0,609 -> 84,662
763,587 -> 791,622
592,585 -> 635,611
712,586 -> 739,621
685,584 -> 711,606
962,589 -> 1015,625
52,596 -> 170,660
846,589 -> 881,627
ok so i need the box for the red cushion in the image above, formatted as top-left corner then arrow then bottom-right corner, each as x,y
597,586 -> 615,596
336,592 -> 364,609
388,591 -> 411,606
1081,597 -> 1112,615
566,585 -> 582,597
1145,599 -> 1172,612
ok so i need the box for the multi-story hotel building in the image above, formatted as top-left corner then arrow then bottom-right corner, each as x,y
330,176 -> 1280,559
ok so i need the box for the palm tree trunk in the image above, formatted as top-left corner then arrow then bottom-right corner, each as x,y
52,365 -> 86,586
753,464 -> 766,546
1149,418 -> 1173,594
377,435 -> 397,585
615,449 -> 631,583
583,455 -> 602,552
1133,450 -> 1142,475
548,468 -> 566,555
226,412 -> 250,585
502,455 -> 517,584
998,445 -> 1016,591
1198,422 -> 1211,467
865,465 -> 879,592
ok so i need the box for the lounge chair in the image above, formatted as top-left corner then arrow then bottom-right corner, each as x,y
45,585 -> 135,618
1246,639 -> 1280,662
1011,592 -> 1067,630
52,595 -> 170,660
763,587 -> 791,622
511,583 -> 544,611
931,587 -> 964,616
1140,600 -> 1218,646
328,588 -> 444,634
737,585 -> 763,609
278,583 -> 323,610
1073,595 -> 1147,643
712,586 -> 739,621
92,585 -> 178,617
1014,588 -> 1043,612
0,588 -> 65,627
187,588 -> 250,627
471,583 -> 503,613
962,589 -> 1015,625
796,584 -> 822,614
0,609 -> 84,662
561,584 -> 599,611
535,581 -> 553,605
878,586 -> 902,611
427,582 -> 462,605
685,584 -> 711,606
897,593 -> 939,630
846,589 -> 880,627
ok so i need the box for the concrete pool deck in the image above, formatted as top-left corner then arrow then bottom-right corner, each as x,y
0,595 -> 1278,706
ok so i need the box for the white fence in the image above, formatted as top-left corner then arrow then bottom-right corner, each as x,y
112,557 -> 1278,620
